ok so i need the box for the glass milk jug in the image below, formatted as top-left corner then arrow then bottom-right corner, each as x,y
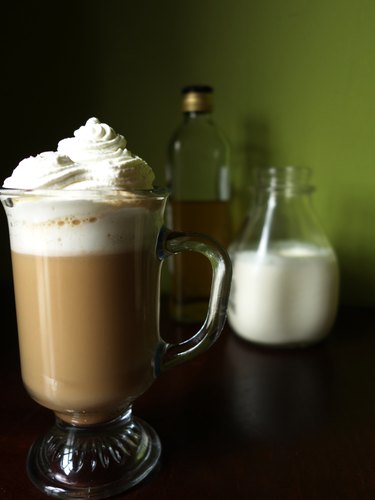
228,166 -> 339,347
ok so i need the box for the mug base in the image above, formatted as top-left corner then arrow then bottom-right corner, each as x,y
27,407 -> 161,499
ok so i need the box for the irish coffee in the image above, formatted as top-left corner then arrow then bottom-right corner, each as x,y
6,194 -> 164,425
0,117 -> 232,497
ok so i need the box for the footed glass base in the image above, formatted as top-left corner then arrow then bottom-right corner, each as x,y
27,407 -> 161,499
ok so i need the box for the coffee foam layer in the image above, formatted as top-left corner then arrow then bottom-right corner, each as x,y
5,199 -> 159,256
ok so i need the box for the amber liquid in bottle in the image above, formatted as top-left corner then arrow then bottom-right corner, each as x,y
169,200 -> 232,322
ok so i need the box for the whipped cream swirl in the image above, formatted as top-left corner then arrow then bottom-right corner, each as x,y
3,117 -> 155,191
3,152 -> 78,190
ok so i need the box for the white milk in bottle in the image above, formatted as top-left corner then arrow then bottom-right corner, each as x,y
228,166 -> 339,347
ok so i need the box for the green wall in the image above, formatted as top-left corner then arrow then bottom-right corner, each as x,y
2,0 -> 375,307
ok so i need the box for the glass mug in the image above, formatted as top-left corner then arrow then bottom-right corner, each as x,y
0,188 -> 232,499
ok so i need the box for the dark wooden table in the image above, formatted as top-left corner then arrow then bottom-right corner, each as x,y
1,286 -> 375,499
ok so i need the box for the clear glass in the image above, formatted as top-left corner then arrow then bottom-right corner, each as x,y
166,111 -> 232,323
228,166 -> 339,347
166,111 -> 230,200
0,187 -> 232,498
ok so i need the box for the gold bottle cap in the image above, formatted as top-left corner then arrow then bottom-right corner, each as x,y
181,85 -> 213,113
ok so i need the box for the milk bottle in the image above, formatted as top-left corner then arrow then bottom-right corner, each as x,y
228,166 -> 339,347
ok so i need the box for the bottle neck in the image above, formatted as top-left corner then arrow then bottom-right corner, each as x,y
183,110 -> 213,121
236,165 -> 332,253
255,166 -> 315,198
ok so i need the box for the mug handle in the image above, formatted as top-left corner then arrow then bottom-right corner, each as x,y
155,228 -> 232,374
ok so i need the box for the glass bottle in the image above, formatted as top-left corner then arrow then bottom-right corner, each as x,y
166,85 -> 232,323
228,165 -> 339,347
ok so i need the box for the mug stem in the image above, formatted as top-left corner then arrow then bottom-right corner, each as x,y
27,406 -> 161,498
